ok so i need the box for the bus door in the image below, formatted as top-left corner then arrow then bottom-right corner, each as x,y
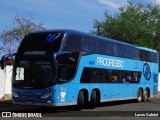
57,65 -> 69,103
57,64 -> 77,103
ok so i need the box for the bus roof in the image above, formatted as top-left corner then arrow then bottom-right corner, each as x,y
30,29 -> 157,52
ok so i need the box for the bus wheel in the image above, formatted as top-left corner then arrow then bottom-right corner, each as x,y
137,89 -> 143,103
76,91 -> 84,110
143,89 -> 148,102
90,90 -> 97,109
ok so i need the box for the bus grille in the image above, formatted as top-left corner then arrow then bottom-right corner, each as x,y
19,95 -> 40,99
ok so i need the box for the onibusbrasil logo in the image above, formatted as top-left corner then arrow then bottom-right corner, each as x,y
2,112 -> 42,117
143,63 -> 151,80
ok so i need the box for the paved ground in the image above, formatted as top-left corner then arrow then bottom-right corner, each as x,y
0,96 -> 160,119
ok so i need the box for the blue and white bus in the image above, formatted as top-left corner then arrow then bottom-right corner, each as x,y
1,29 -> 159,109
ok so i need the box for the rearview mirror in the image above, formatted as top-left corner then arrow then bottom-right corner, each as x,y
1,53 -> 16,70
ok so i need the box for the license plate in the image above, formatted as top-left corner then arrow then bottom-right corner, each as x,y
24,101 -> 32,104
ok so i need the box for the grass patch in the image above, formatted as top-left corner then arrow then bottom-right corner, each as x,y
0,100 -> 12,104
153,92 -> 160,98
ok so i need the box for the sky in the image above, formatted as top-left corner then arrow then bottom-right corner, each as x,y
1,0 -> 160,34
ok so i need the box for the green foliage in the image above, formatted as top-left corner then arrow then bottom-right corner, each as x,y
0,15 -> 46,54
92,1 -> 160,51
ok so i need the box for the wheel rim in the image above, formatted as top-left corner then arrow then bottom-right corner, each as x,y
138,90 -> 142,101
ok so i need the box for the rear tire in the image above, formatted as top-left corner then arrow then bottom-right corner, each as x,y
143,89 -> 148,102
137,89 -> 143,103
76,91 -> 84,110
90,90 -> 97,109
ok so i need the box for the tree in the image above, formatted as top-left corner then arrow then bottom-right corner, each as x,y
0,15 -> 46,54
92,2 -> 160,51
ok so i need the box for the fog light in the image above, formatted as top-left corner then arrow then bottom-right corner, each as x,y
40,90 -> 56,98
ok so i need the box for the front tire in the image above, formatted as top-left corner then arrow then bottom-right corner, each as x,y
76,91 -> 84,110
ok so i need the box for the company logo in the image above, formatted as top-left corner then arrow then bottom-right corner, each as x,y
46,34 -> 56,42
24,51 -> 46,55
2,112 -> 11,117
143,63 -> 151,80
97,57 -> 124,68
2,112 -> 42,117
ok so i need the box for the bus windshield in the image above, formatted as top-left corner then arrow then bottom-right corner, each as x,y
17,32 -> 64,56
12,57 -> 55,89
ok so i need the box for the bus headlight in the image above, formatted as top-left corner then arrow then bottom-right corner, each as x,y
40,91 -> 56,98
13,92 -> 19,98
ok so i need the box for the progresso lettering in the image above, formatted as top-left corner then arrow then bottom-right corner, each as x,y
24,51 -> 46,55
97,57 -> 124,68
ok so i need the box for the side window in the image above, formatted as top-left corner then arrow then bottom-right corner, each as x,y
80,68 -> 141,84
123,71 -> 141,83
58,65 -> 76,82
139,50 -> 149,61
149,52 -> 158,63
125,47 -> 136,59
106,43 -> 113,56
118,46 -> 126,58
133,72 -> 141,83
100,70 -> 110,83
80,68 -> 90,83
110,70 -> 121,83
99,41 -> 108,55
112,44 -> 119,57
80,68 -> 99,83
123,71 -> 132,83
90,69 -> 99,83
134,49 -> 139,60
82,37 -> 98,53
63,35 -> 82,52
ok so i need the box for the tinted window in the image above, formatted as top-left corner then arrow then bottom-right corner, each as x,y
80,67 -> 141,84
99,69 -> 110,83
149,51 -> 158,63
18,32 -> 64,55
82,37 -> 98,53
106,43 -> 114,56
122,71 -> 141,83
110,70 -> 122,83
125,47 -> 137,59
57,65 -> 76,82
12,57 -> 54,89
98,41 -> 108,55
62,35 -> 82,52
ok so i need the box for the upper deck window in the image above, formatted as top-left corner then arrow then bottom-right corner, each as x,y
62,35 -> 82,52
17,32 -> 64,55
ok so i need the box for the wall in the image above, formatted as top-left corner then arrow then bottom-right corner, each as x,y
0,66 -> 12,99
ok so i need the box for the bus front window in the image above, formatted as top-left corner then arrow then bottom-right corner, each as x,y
13,59 -> 55,89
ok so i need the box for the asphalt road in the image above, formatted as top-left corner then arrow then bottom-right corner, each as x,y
0,97 -> 160,119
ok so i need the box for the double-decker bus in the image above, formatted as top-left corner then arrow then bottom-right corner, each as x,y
1,29 -> 159,109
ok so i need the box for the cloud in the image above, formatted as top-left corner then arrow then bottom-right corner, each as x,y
97,0 -> 128,9
155,0 -> 160,4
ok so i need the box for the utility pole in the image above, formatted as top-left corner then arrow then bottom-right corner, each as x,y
93,25 -> 100,36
